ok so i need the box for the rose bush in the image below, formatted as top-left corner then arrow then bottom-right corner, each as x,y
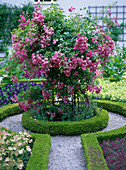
10,3 -> 115,121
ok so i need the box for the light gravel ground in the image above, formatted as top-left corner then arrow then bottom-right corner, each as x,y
48,136 -> 87,170
0,113 -> 34,134
47,111 -> 126,170
0,111 -> 126,170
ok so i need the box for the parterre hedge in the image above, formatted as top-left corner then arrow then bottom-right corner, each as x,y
0,126 -> 51,170
81,126 -> 126,170
21,107 -> 109,135
18,78 -> 46,82
0,98 -> 126,169
0,78 -> 46,87
101,77 -> 125,82
94,99 -> 126,117
81,100 -> 126,170
0,103 -> 21,120
0,102 -> 109,135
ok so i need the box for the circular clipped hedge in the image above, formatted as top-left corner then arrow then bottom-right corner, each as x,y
21,108 -> 109,135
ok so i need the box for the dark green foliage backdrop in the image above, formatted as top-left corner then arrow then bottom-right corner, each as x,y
0,2 -> 34,51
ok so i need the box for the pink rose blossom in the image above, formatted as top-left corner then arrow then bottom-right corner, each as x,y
68,6 -> 76,12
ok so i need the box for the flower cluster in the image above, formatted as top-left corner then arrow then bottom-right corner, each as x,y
68,6 -> 76,12
74,34 -> 88,54
10,75 -> 18,84
11,3 -> 54,79
0,127 -> 33,170
46,111 -> 56,117
0,82 -> 40,107
100,136 -> 126,170
10,3 -> 115,120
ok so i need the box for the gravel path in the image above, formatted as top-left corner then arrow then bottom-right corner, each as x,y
47,111 -> 126,170
0,111 -> 126,170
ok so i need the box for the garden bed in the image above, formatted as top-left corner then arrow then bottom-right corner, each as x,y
0,100 -> 126,169
81,100 -> 126,170
89,79 -> 126,103
21,107 -> 109,135
0,126 -> 51,170
99,135 -> 126,169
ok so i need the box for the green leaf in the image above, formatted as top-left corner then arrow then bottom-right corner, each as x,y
2,76 -> 11,84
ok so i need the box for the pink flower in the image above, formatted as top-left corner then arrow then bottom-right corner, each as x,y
56,92 -> 62,97
42,89 -> 51,99
59,110 -> 64,113
15,77 -> 18,81
70,91 -> 74,95
63,96 -> 68,104
5,157 -> 10,162
53,39 -> 58,44
5,67 -> 9,71
58,83 -> 64,89
96,88 -> 101,94
73,71 -> 78,76
68,6 -> 76,12
58,44 -> 62,47
76,86 -> 80,89
11,78 -> 15,83
46,111 -> 56,117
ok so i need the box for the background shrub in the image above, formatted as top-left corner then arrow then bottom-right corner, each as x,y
0,2 -> 34,51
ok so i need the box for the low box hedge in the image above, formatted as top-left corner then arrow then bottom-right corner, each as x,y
18,78 -> 46,82
0,82 -> 8,87
93,99 -> 126,117
81,134 -> 109,170
99,77 -> 126,82
81,100 -> 126,170
0,103 -> 22,120
21,108 -> 109,135
0,78 -> 46,86
81,126 -> 126,170
0,126 -> 51,170
26,133 -> 51,170
0,102 -> 109,135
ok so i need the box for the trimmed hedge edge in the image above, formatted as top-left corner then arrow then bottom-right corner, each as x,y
81,126 -> 126,170
99,77 -> 126,82
21,108 -> 109,135
0,103 -> 22,120
0,78 -> 46,87
93,99 -> 126,117
0,126 -> 51,170
81,134 -> 109,170
26,133 -> 51,170
0,103 -> 109,135
81,100 -> 126,170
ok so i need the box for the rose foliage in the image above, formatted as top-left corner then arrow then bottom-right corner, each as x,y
10,3 -> 115,121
